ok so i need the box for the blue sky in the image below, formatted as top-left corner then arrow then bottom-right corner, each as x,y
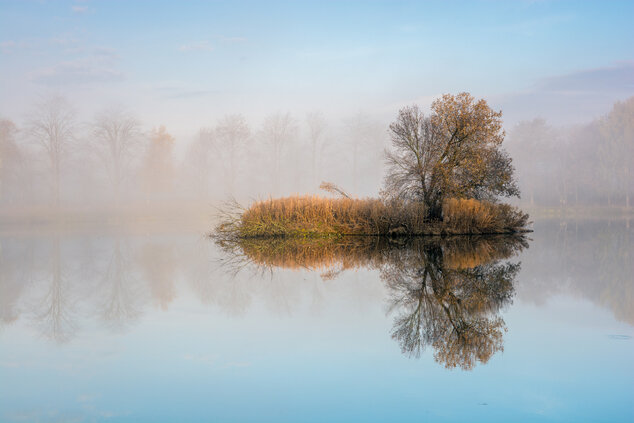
1,0 -> 633,133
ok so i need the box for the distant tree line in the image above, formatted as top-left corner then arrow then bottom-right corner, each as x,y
506,97 -> 633,208
0,96 -> 387,212
1,95 -> 631,213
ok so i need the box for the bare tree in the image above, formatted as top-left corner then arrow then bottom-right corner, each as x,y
260,113 -> 297,195
384,94 -> 519,220
0,118 -> 22,202
306,112 -> 327,188
185,127 -> 215,198
599,97 -> 634,208
506,119 -> 555,206
26,95 -> 76,206
91,107 -> 141,203
344,112 -> 384,195
214,114 -> 251,194
142,125 -> 175,199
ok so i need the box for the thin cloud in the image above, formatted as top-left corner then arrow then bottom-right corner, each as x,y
29,59 -> 125,85
93,46 -> 119,59
494,62 -> 634,125
538,62 -> 634,94
488,14 -> 574,37
178,41 -> 214,52
71,5 -> 89,14
0,40 -> 16,53
50,36 -> 81,47
225,361 -> 251,368
161,89 -> 219,99
220,36 -> 247,43
297,46 -> 376,61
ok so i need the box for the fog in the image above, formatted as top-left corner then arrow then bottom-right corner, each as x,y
506,98 -> 633,208
0,93 -> 631,221
1,1 -> 633,219
0,96 -> 392,219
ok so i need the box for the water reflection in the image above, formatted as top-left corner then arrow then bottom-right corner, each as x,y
385,241 -> 521,369
518,218 -> 634,325
221,235 -> 527,369
98,238 -> 145,331
1,220 -> 632,422
33,236 -> 78,343
1,218 -> 632,366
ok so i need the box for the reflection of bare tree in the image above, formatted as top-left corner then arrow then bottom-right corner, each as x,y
0,118 -> 24,203
138,243 -> 176,310
33,237 -> 77,343
0,239 -> 30,327
520,218 -> 634,325
217,234 -> 526,369
98,238 -> 144,331
595,224 -> 634,324
384,241 -> 520,369
181,238 -> 253,315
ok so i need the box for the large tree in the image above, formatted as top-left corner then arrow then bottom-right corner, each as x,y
384,93 -> 519,220
142,125 -> 175,198
306,111 -> 327,189
26,95 -> 76,206
260,113 -> 297,195
0,119 -> 22,201
598,97 -> 634,208
214,114 -> 251,194
91,107 -> 141,201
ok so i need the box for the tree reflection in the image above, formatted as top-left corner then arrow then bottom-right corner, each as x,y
98,238 -> 144,330
383,240 -> 521,369
33,236 -> 77,343
219,235 -> 527,370
138,243 -> 176,310
0,238 -> 30,327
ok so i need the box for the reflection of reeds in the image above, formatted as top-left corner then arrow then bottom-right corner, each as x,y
222,234 -> 528,273
214,196 -> 530,240
237,236 -> 385,271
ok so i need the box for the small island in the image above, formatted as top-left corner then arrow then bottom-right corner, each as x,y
215,93 -> 530,240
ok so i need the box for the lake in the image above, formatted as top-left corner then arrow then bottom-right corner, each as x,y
0,217 -> 632,422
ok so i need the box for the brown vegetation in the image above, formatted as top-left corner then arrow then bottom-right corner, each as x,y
220,234 -> 527,272
384,94 -> 519,220
214,195 -> 530,240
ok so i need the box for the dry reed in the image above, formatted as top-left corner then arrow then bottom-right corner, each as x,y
214,196 -> 530,239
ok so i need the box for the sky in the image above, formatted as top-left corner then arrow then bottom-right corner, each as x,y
1,0 -> 633,136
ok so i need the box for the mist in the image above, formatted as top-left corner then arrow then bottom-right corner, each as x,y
1,94 -> 632,222
1,1 -> 633,221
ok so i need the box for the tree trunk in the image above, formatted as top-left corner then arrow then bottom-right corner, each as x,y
425,191 -> 443,221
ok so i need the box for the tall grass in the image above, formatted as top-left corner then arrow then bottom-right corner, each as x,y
214,196 -> 530,240
443,198 -> 530,234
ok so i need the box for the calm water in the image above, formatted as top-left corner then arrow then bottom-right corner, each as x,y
0,218 -> 632,422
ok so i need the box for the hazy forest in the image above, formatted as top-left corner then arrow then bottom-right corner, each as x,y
1,95 -> 632,220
